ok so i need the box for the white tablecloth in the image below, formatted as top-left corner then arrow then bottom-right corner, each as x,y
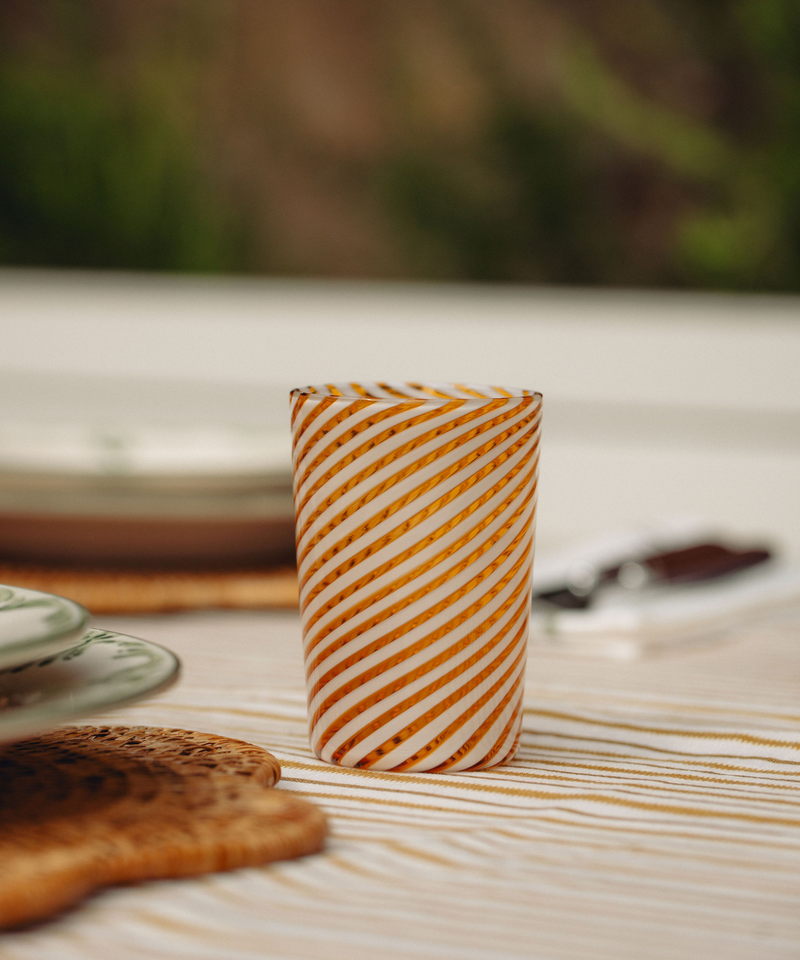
3,607 -> 800,960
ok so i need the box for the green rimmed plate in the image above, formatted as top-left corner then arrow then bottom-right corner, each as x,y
0,629 -> 181,745
0,583 -> 90,670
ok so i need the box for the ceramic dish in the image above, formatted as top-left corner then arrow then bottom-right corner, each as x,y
0,376 -> 296,567
0,454 -> 295,569
0,583 -> 90,670
0,497 -> 296,568
0,628 -> 181,745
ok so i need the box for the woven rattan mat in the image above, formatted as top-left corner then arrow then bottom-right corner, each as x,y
0,565 -> 299,614
0,725 -> 327,929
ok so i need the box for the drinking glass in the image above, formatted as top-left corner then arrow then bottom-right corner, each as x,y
291,382 -> 542,772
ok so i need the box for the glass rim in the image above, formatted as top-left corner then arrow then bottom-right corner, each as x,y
291,382 -> 542,405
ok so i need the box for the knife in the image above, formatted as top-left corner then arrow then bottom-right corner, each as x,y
533,542 -> 772,610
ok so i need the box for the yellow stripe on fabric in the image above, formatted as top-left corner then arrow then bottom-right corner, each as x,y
280,759 -> 800,824
279,770 -> 800,838
521,729 -> 800,765
285,782 -> 800,829
456,767 -> 800,806
573,780 -> 800,809
518,742 -> 800,771
523,709 -> 800,751
507,758 -> 800,789
277,758 -> 799,804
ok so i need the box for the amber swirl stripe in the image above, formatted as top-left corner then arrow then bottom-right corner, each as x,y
297,404 -> 540,622
291,382 -> 542,772
297,401 -> 540,598
304,464 -> 539,692
300,432 -> 540,645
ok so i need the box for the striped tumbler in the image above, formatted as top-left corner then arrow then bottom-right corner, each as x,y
291,382 -> 542,772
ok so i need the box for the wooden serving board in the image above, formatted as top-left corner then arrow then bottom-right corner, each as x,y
0,726 -> 327,929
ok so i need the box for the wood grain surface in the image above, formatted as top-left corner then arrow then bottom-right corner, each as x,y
1,607 -> 799,959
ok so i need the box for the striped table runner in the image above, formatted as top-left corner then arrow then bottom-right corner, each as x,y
4,608 -> 799,960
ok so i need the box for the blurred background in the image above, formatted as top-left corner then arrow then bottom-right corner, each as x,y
3,0 -> 800,290
0,0 -> 798,628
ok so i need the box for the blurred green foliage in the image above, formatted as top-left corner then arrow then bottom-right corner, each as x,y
383,0 -> 800,291
382,110 -> 612,284
1,0 -> 800,290
0,59 -> 240,271
669,0 -> 800,289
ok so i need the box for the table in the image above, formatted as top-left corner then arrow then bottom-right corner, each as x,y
3,607 -> 799,960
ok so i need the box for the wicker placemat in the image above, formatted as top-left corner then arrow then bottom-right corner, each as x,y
0,564 -> 299,614
0,725 -> 327,929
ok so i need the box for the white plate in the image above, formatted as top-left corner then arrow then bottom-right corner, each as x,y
0,583 -> 90,670
0,375 -> 296,566
0,628 -> 181,745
